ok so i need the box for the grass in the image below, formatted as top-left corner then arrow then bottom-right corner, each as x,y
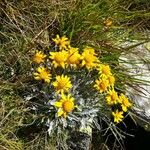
0,0 -> 150,149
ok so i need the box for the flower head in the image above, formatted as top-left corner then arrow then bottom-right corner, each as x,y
94,75 -> 109,93
67,47 -> 81,67
33,51 -> 46,64
119,94 -> 132,112
52,75 -> 72,94
53,35 -> 70,50
54,94 -> 75,118
81,47 -> 99,69
104,18 -> 113,27
49,51 -> 68,68
83,47 -> 96,55
112,110 -> 124,123
106,89 -> 119,105
33,66 -> 51,83
97,64 -> 112,76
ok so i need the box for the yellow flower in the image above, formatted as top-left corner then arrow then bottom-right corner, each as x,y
112,110 -> 124,123
119,94 -> 132,112
82,47 -> 96,55
33,51 -> 46,64
33,66 -> 51,83
94,75 -> 109,93
67,47 -> 81,67
81,47 -> 99,69
104,18 -> 113,27
52,35 -> 70,50
97,64 -> 112,76
54,94 -> 75,118
106,89 -> 119,105
49,51 -> 68,68
52,75 -> 72,94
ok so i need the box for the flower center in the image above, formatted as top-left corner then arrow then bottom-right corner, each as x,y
57,80 -> 67,89
99,82 -> 107,91
62,101 -> 74,113
34,55 -> 43,62
55,53 -> 65,63
60,40 -> 65,46
111,93 -> 118,101
123,99 -> 129,106
84,54 -> 94,63
40,71 -> 49,79
102,66 -> 110,75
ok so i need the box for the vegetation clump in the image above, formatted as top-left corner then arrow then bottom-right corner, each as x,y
0,0 -> 150,149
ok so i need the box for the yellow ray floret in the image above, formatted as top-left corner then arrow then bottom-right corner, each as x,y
49,50 -> 68,68
52,75 -> 72,94
33,66 -> 51,83
54,94 -> 75,118
94,75 -> 109,93
119,94 -> 132,112
112,110 -> 124,123
67,47 -> 81,67
81,47 -> 99,69
107,74 -> 115,87
33,50 -> 46,64
52,35 -> 70,50
106,89 -> 119,105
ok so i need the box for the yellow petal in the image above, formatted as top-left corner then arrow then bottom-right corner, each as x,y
122,105 -> 127,112
63,112 -> 67,118
60,89 -> 64,94
54,102 -> 62,107
53,62 -> 58,68
57,109 -> 64,117
45,79 -> 50,83
33,73 -> 39,76
37,67 -> 42,72
61,62 -> 65,68
56,76 -> 60,81
52,82 -> 58,87
34,76 -> 40,80
82,61 -> 85,66
56,34 -> 59,38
